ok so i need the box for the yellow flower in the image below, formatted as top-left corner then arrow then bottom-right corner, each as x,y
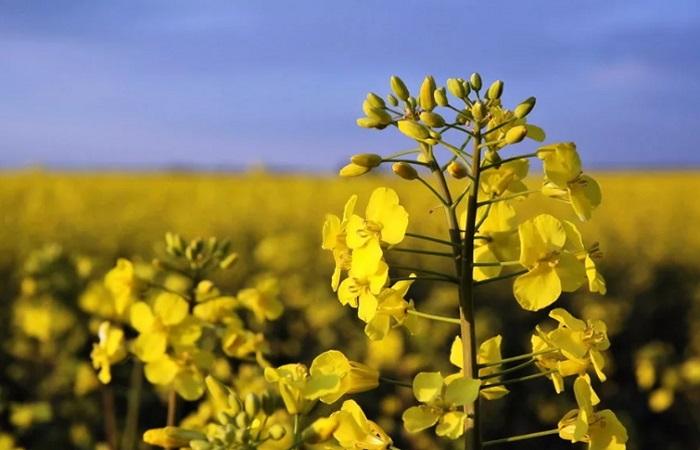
90,321 -> 126,384
238,276 -> 283,322
331,400 -> 393,449
264,363 -> 316,414
538,142 -> 602,221
449,335 -> 508,399
104,258 -> 138,316
322,195 -> 358,291
513,214 -> 585,310
363,277 -> 416,341
303,350 -> 379,404
402,371 -> 480,439
337,261 -> 388,322
221,318 -> 266,359
345,187 -> 408,277
477,159 -> 530,232
558,376 -> 628,449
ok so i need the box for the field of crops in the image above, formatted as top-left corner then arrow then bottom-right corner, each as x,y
1,170 -> 699,450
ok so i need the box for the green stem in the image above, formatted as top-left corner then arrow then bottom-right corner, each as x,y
379,376 -> 412,389
121,361 -> 143,450
474,202 -> 492,232
481,152 -> 538,171
391,264 -> 459,279
478,359 -> 535,380
474,269 -> 528,286
389,247 -> 455,258
405,232 -> 460,248
382,158 -> 431,167
477,190 -> 539,207
482,429 -> 560,447
481,370 -> 556,388
386,148 -> 421,159
416,176 -> 449,205
438,139 -> 473,170
478,349 -> 558,368
406,308 -> 461,325
481,118 -> 517,137
391,276 -> 458,284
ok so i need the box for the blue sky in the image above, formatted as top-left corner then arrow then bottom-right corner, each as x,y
1,0 -> 698,170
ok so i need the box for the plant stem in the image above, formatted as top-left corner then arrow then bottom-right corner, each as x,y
478,359 -> 535,380
389,247 -> 455,258
379,376 -> 412,389
121,361 -> 143,450
416,176 -> 449,205
481,152 -> 538,171
405,232 -> 460,247
391,264 -> 458,279
474,269 -> 528,286
167,389 -> 177,426
406,308 -> 461,325
391,276 -> 458,284
481,370 -> 555,388
382,158 -> 431,167
473,260 -> 521,267
101,386 -> 119,450
477,190 -> 539,207
478,348 -> 558,368
385,148 -> 421,159
482,429 -> 560,447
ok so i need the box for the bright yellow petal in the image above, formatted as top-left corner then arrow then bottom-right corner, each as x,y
130,301 -> 155,333
569,175 -> 602,221
556,252 -> 586,292
144,356 -> 178,385
513,265 -> 562,311
412,372 -> 444,403
402,406 -> 441,433
366,188 -> 409,245
154,293 -> 189,326
133,331 -> 167,362
435,411 -> 467,439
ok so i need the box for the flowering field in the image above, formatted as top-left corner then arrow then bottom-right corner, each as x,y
0,169 -> 698,450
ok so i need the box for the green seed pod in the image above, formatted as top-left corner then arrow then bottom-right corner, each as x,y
419,111 -> 446,128
268,424 -> 286,441
514,96 -> 536,119
471,102 -> 485,122
470,72 -> 482,90
390,75 -> 409,101
447,161 -> 469,179
434,87 -> 448,107
487,80 -> 504,100
351,153 -> 382,168
339,163 -> 371,177
447,78 -> 466,98
386,93 -> 398,106
397,120 -> 430,141
366,92 -> 385,108
392,162 -> 418,180
419,76 -> 436,111
504,125 -> 528,144
244,393 -> 260,418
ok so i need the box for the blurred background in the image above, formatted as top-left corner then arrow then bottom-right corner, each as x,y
1,1 -> 699,449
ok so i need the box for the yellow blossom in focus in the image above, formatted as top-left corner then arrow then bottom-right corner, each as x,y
264,363 -> 316,414
449,335 -> 509,399
322,195 -> 358,291
337,261 -> 388,322
363,277 -> 416,341
331,400 -> 392,449
303,350 -> 379,404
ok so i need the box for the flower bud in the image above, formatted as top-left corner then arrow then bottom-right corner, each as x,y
397,120 -> 430,141
268,424 -> 286,440
301,416 -> 340,444
234,411 -> 249,428
407,96 -> 417,110
205,376 -> 231,414
392,162 -> 418,180
390,75 -> 409,101
339,163 -> 370,177
351,153 -> 382,168
143,427 -> 206,448
471,102 -> 485,122
366,92 -> 385,109
419,111 -> 445,128
419,76 -> 436,111
190,440 -> 212,450
487,80 -> 503,100
366,107 -> 392,125
469,72 -> 482,90
447,161 -> 469,179
386,93 -> 398,106
434,87 -> 448,106
504,125 -> 528,144
219,253 -> 238,269
514,96 -> 536,119
447,78 -> 466,98
356,117 -> 381,128
244,393 -> 260,418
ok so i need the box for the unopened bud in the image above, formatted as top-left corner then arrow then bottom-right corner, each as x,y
514,96 -> 536,119
143,427 -> 205,448
397,120 -> 430,141
447,161 -> 469,179
447,78 -> 466,98
235,411 -> 249,428
268,424 -> 286,440
339,163 -> 370,177
366,107 -> 392,125
407,96 -> 417,110
244,393 -> 261,418
366,92 -> 385,109
434,87 -> 448,106
219,253 -> 238,269
419,111 -> 445,128
471,102 -> 485,122
504,125 -> 528,144
419,76 -> 436,111
392,162 -> 418,180
469,72 -> 482,91
351,153 -> 382,168
487,80 -> 504,100
301,416 -> 340,444
390,75 -> 409,101
386,93 -> 398,107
